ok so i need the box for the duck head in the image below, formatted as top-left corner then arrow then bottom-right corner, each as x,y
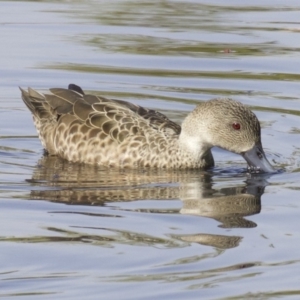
180,98 -> 274,173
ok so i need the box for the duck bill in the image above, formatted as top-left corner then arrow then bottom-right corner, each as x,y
242,144 -> 275,173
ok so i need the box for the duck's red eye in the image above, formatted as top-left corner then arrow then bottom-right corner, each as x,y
232,122 -> 241,130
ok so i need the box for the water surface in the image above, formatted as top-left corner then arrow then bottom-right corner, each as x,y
1,0 -> 300,299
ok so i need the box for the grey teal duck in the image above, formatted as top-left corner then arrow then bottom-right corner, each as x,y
20,84 -> 274,172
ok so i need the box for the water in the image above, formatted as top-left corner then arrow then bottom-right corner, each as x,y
1,0 -> 300,298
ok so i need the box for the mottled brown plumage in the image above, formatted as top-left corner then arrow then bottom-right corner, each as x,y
20,84 -> 273,171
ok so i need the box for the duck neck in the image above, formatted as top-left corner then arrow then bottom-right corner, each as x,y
178,131 -> 211,161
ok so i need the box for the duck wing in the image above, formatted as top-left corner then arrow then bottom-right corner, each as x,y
66,84 -> 181,136
21,84 -> 180,146
111,98 -> 181,135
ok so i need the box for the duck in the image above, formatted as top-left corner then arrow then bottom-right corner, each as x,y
20,84 -> 274,172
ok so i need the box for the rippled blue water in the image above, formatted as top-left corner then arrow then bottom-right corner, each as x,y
1,1 -> 300,299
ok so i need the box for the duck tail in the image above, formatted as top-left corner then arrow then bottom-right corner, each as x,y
20,87 -> 56,120
20,87 -> 57,154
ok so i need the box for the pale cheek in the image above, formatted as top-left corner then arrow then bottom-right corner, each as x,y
236,140 -> 255,152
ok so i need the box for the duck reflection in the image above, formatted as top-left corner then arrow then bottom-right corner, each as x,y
27,156 -> 268,249
177,177 -> 265,249
180,179 -> 264,229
